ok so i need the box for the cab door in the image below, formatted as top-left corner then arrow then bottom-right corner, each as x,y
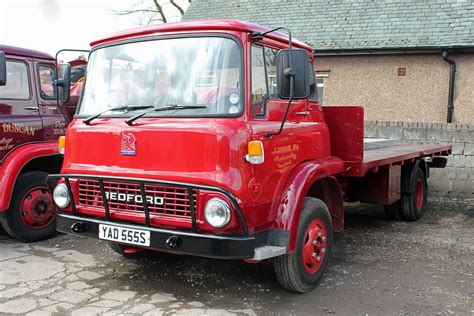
34,61 -> 67,142
247,44 -> 316,213
0,56 -> 43,163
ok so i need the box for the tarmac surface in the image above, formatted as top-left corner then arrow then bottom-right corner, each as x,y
0,200 -> 473,315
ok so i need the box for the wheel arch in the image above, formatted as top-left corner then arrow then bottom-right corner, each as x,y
19,154 -> 63,176
275,157 -> 344,252
306,176 -> 344,234
402,158 -> 428,193
0,142 -> 61,212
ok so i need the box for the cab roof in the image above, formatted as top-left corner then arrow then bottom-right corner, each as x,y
90,19 -> 311,51
0,44 -> 54,61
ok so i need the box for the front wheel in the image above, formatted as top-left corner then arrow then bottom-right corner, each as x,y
273,197 -> 332,293
0,171 -> 56,242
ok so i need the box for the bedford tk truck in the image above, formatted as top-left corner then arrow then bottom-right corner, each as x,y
49,20 -> 451,293
0,45 -> 83,241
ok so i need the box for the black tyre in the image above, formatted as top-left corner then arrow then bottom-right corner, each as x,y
384,201 -> 402,220
0,171 -> 56,242
400,167 -> 427,221
108,242 -> 146,258
273,197 -> 332,293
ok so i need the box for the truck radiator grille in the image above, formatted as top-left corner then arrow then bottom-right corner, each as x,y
77,179 -> 196,218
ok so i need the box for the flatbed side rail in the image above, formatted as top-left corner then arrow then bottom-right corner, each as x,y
47,174 -> 249,236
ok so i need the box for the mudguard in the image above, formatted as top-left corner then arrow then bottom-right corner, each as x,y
0,142 -> 59,212
274,157 -> 344,252
401,158 -> 428,193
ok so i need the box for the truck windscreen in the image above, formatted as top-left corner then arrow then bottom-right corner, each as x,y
78,36 -> 243,117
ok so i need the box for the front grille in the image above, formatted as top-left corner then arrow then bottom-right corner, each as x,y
78,179 -> 196,218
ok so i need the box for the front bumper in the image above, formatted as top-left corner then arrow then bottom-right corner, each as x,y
57,213 -> 255,259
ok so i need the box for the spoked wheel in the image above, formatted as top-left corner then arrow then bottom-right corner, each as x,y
0,172 -> 57,242
274,197 -> 332,293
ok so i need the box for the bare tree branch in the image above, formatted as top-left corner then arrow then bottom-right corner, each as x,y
152,0 -> 167,23
114,0 -> 190,25
115,9 -> 163,16
169,0 -> 184,16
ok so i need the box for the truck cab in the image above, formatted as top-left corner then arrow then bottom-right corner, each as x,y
50,20 -> 450,292
0,45 -> 82,241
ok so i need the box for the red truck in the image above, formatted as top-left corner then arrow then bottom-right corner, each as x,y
0,45 -> 83,241
49,20 -> 451,292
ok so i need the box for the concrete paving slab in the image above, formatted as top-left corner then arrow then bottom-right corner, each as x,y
0,201 -> 471,315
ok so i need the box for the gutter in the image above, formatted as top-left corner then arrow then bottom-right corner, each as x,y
313,46 -> 474,56
442,51 -> 456,124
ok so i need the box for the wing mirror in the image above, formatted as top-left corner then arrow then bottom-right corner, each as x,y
54,63 -> 71,103
277,49 -> 310,100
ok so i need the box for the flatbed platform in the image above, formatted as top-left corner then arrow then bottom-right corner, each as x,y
360,143 -> 452,175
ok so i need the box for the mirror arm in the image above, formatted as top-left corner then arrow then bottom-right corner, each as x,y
53,80 -> 70,125
264,76 -> 294,138
254,26 -> 294,138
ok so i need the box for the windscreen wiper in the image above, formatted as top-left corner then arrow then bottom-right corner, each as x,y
125,104 -> 207,126
83,105 -> 154,125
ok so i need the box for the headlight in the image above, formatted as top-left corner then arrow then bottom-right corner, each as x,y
204,198 -> 231,228
53,183 -> 70,208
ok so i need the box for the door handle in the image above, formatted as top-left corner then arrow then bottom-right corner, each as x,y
24,106 -> 39,111
295,111 -> 310,116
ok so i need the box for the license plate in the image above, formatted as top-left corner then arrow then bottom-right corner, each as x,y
98,224 -> 150,247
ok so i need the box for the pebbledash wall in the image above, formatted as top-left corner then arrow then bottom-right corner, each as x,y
364,121 -> 474,200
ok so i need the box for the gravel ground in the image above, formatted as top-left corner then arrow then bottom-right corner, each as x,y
0,199 -> 473,315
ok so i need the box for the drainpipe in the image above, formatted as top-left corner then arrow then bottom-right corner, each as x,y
442,51 -> 456,123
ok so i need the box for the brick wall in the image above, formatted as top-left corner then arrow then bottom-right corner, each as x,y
364,121 -> 474,199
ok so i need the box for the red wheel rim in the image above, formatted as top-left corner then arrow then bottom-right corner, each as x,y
19,187 -> 56,229
302,219 -> 328,274
415,179 -> 424,210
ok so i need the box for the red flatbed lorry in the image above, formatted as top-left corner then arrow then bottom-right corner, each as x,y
49,20 -> 451,292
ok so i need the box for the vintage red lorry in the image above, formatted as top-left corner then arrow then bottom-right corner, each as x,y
0,45 -> 84,241
49,20 -> 451,292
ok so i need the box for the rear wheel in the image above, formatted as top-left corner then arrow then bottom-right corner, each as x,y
384,166 -> 427,221
400,167 -> 427,221
384,201 -> 402,220
0,172 -> 56,242
273,198 -> 332,293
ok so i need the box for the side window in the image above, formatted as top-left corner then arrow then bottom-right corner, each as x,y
38,65 -> 57,99
316,73 -> 328,105
308,62 -> 317,101
264,47 -> 279,99
0,61 -> 30,100
251,45 -> 267,117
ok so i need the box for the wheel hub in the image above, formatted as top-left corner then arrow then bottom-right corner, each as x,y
302,219 -> 328,274
20,187 -> 56,229
415,178 -> 424,210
